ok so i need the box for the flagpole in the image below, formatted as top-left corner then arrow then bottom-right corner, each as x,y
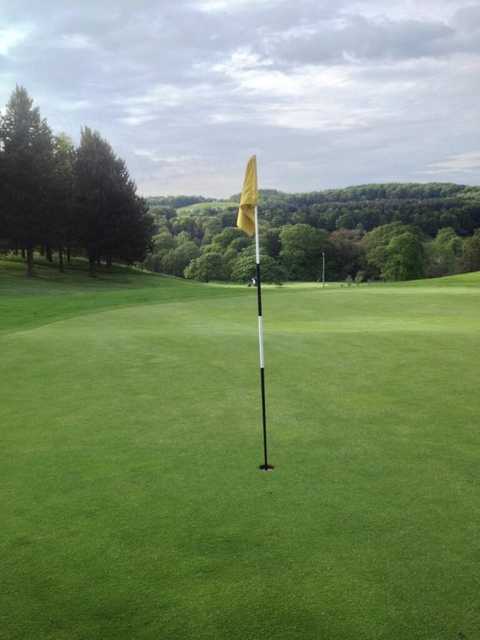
254,205 -> 273,471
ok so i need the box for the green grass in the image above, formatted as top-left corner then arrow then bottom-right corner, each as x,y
1,260 -> 480,639
176,200 -> 238,216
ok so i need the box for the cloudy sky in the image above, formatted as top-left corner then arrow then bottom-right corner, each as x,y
1,0 -> 479,197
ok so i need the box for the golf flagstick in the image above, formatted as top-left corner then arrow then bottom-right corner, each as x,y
254,205 -> 273,471
236,156 -> 273,471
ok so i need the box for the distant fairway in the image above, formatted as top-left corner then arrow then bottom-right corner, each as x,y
176,200 -> 238,216
1,259 -> 480,640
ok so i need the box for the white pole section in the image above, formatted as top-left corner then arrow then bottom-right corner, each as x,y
255,206 -> 265,368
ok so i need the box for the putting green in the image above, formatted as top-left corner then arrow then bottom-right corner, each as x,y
1,260 -> 479,639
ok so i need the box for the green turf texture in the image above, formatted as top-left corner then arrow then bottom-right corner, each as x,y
1,259 -> 479,639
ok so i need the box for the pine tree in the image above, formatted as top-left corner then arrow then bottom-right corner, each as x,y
74,128 -> 115,276
74,127 -> 153,275
50,133 -> 75,272
0,86 -> 54,276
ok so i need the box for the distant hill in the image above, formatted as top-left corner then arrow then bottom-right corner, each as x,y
147,182 -> 480,236
147,195 -> 213,209
176,200 -> 239,217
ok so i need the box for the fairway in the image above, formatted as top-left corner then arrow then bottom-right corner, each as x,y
1,261 -> 480,640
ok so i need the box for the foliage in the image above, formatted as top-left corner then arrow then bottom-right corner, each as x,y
0,87 -> 154,276
279,224 -> 330,280
230,253 -> 287,284
74,127 -> 153,275
143,184 -> 480,283
363,223 -> 417,278
383,231 -> 425,281
0,86 -> 54,275
2,85 -> 480,283
425,227 -> 463,277
161,241 -> 201,277
184,251 -> 226,281
462,230 -> 480,272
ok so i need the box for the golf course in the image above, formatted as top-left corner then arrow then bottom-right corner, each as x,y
1,258 -> 479,640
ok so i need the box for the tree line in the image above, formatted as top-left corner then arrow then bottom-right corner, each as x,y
2,85 -> 479,284
0,86 -> 153,277
145,185 -> 480,283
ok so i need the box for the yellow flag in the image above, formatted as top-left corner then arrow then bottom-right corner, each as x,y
236,155 -> 257,236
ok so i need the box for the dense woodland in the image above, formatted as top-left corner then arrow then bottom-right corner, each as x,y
146,184 -> 480,283
2,87 -> 480,283
0,87 -> 153,277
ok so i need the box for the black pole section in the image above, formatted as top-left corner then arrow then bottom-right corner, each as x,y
256,263 -> 273,471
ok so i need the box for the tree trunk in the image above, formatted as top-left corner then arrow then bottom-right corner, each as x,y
89,254 -> 96,278
58,247 -> 65,273
106,255 -> 112,268
46,245 -> 53,262
26,247 -> 34,277
21,248 -> 26,260
39,245 -> 45,257
66,247 -> 71,264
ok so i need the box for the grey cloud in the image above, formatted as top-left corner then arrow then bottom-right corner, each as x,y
452,5 -> 480,31
268,13 -> 479,66
0,0 -> 479,195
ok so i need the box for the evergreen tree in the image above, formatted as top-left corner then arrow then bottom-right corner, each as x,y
73,127 -> 153,275
50,133 -> 75,271
74,127 -> 116,276
0,86 -> 54,276
0,142 -> 8,251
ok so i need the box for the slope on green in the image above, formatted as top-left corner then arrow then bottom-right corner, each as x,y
0,259 -> 247,335
1,264 -> 480,640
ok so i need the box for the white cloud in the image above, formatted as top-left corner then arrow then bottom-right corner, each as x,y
133,149 -> 197,163
424,151 -> 480,174
195,0 -> 273,13
209,49 -> 417,131
0,26 -> 32,56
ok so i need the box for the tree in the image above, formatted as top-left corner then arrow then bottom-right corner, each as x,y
184,252 -> 226,281
363,223 -> 417,278
161,240 -> 200,277
230,253 -> 287,284
210,227 -> 246,249
0,141 -> 8,251
50,133 -> 75,271
462,230 -> 480,272
0,86 -> 54,276
426,227 -> 463,277
152,229 -> 176,253
73,127 -> 111,275
383,231 -> 425,281
280,224 -> 330,280
74,127 -> 153,275
329,228 -> 365,280
262,227 -> 282,258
